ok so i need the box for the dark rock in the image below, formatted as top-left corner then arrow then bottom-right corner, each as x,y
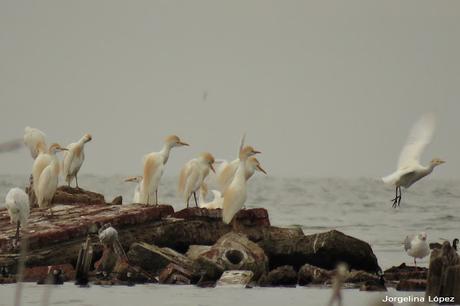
298,264 -> 332,286
259,265 -> 297,287
186,245 -> 212,260
159,263 -> 194,285
216,270 -> 254,287
396,279 -> 426,291
173,207 -> 270,227
384,263 -> 428,281
23,264 -> 75,283
346,270 -> 380,283
127,242 -> 195,275
200,232 -> 268,280
111,196 -> 123,205
260,230 -> 380,273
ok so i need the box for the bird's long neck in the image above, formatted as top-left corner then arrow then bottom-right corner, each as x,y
159,143 -> 172,164
50,153 -> 61,175
78,137 -> 87,146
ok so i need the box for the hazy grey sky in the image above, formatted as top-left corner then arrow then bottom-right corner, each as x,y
1,0 -> 459,178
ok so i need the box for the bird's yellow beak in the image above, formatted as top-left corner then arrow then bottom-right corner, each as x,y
257,164 -> 267,175
253,150 -> 261,155
440,160 -> 446,164
179,141 -> 189,146
124,177 -> 136,182
210,163 -> 216,173
59,147 -> 69,151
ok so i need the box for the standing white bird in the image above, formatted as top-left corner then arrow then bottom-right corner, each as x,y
198,183 -> 224,209
124,176 -> 143,203
23,126 -> 47,159
36,143 -> 68,216
382,114 -> 445,207
404,232 -> 430,268
222,146 -> 260,227
178,152 -> 216,207
140,135 -> 189,205
5,188 -> 30,243
218,156 -> 267,192
62,133 -> 92,188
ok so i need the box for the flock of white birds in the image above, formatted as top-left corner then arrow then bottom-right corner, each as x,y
4,113 -> 452,266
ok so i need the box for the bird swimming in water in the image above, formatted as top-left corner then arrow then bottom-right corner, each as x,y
199,183 -> 223,209
5,188 -> 30,244
217,156 -> 267,193
62,133 -> 92,188
124,176 -> 143,203
382,113 -> 445,207
140,135 -> 189,205
23,126 -> 47,159
404,232 -> 430,268
222,145 -> 261,228
36,143 -> 68,216
178,152 -> 216,207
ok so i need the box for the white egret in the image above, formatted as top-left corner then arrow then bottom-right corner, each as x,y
178,152 -> 216,207
5,188 -> 30,243
124,176 -> 143,203
37,143 -> 68,216
62,133 -> 92,188
140,135 -> 189,205
23,126 -> 47,159
382,114 -> 445,207
404,232 -> 430,268
198,183 -> 223,209
222,146 -> 260,228
218,156 -> 267,192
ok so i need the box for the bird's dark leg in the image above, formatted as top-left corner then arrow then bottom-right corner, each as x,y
414,258 -> 417,270
75,175 -> 80,189
397,186 -> 402,207
15,221 -> 20,245
155,189 -> 158,205
193,192 -> 198,207
186,194 -> 190,208
392,187 -> 399,208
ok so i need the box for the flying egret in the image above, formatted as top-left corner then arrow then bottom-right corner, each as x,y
23,126 -> 47,159
124,176 -> 143,203
62,133 -> 92,188
222,145 -> 261,228
178,152 -> 216,207
5,188 -> 30,243
382,114 -> 445,207
140,135 -> 189,205
404,232 -> 430,268
37,143 -> 68,216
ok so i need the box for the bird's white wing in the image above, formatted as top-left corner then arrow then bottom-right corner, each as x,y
23,127 -> 47,158
404,235 -> 414,251
398,113 -> 436,170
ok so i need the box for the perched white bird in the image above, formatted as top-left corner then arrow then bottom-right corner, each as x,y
178,152 -> 216,207
5,188 -> 30,242
62,133 -> 92,188
222,145 -> 260,227
404,232 -> 430,267
36,143 -> 68,215
23,126 -> 47,159
124,176 -> 143,203
198,183 -> 223,209
140,135 -> 189,205
382,114 -> 445,207
217,156 -> 267,192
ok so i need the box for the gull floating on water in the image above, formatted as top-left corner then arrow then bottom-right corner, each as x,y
382,113 -> 445,207
222,145 -> 260,228
404,232 -> 430,267
62,133 -> 92,188
23,126 -> 47,159
140,135 -> 189,205
35,144 -> 68,216
124,176 -> 143,203
5,188 -> 30,244
178,152 -> 216,207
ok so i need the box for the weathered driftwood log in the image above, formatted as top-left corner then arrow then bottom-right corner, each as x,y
426,241 -> 460,301
259,265 -> 297,287
26,184 -> 106,208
